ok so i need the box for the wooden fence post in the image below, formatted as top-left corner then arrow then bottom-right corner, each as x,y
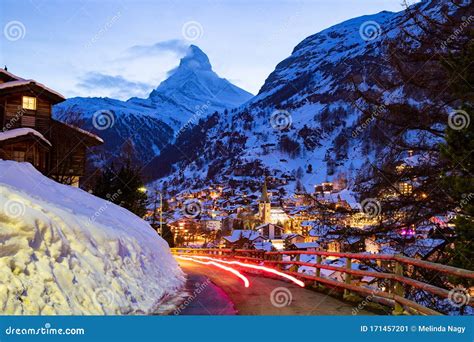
314,254 -> 322,288
392,256 -> 405,315
343,257 -> 352,299
290,254 -> 300,273
316,255 -> 322,278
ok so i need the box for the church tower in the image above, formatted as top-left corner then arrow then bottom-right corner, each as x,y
258,178 -> 272,224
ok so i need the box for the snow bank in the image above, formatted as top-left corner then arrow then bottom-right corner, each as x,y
0,160 -> 185,315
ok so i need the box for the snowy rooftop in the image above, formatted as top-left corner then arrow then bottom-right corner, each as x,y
0,79 -> 65,101
0,128 -> 51,146
292,242 -> 319,249
224,229 -> 262,243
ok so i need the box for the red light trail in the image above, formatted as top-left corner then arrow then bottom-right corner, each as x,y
176,255 -> 250,287
190,256 -> 305,287
176,255 -> 305,288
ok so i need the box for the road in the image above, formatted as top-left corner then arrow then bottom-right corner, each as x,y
176,259 -> 374,315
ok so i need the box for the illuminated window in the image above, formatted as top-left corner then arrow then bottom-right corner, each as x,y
399,182 -> 413,195
12,150 -> 26,162
22,96 -> 37,110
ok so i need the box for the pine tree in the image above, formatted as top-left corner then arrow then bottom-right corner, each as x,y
92,162 -> 148,218
161,224 -> 175,248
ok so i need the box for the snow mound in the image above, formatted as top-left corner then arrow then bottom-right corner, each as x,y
0,160 -> 185,315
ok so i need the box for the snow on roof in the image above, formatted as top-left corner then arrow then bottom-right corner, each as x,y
0,128 -> 51,146
0,68 -> 24,81
309,225 -> 335,237
301,220 -> 316,227
0,79 -> 65,101
255,222 -> 283,229
224,229 -> 262,243
58,121 -> 104,144
402,239 -> 446,258
253,241 -> 273,251
282,233 -> 302,239
292,242 -> 319,249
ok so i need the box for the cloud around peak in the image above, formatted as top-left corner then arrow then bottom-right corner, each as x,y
124,39 -> 189,59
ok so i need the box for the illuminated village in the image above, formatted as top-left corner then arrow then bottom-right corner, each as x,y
145,172 -> 451,263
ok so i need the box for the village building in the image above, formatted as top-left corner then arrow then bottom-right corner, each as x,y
222,230 -> 264,249
0,68 -> 103,186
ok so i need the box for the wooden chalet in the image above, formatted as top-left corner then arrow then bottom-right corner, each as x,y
0,68 -> 103,186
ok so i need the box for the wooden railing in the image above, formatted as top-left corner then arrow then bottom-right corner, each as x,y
171,248 -> 474,315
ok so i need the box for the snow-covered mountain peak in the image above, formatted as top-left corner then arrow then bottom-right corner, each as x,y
54,45 -> 253,168
177,45 -> 212,71
144,44 -> 253,118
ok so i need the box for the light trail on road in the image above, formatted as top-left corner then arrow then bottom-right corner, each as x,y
176,255 -> 250,287
179,255 -> 305,287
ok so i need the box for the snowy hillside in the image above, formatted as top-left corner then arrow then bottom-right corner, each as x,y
150,0 -> 455,195
0,160 -> 185,314
54,45 -> 253,167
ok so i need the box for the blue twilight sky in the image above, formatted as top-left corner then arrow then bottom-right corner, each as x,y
0,0 -> 416,100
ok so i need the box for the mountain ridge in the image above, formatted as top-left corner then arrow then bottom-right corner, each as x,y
148,0 -> 454,196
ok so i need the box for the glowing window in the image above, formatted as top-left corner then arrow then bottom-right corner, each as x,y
22,96 -> 37,110
399,182 -> 413,195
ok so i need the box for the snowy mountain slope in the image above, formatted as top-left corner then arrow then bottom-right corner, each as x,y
150,0 -> 455,195
54,45 -> 253,168
0,160 -> 185,314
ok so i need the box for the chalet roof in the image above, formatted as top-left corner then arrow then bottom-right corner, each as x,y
402,238 -> 446,258
0,68 -> 24,82
291,242 -> 319,249
51,120 -> 104,145
255,223 -> 284,230
0,79 -> 65,103
224,230 -> 262,243
282,233 -> 303,240
0,128 -> 51,146
253,241 -> 273,251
